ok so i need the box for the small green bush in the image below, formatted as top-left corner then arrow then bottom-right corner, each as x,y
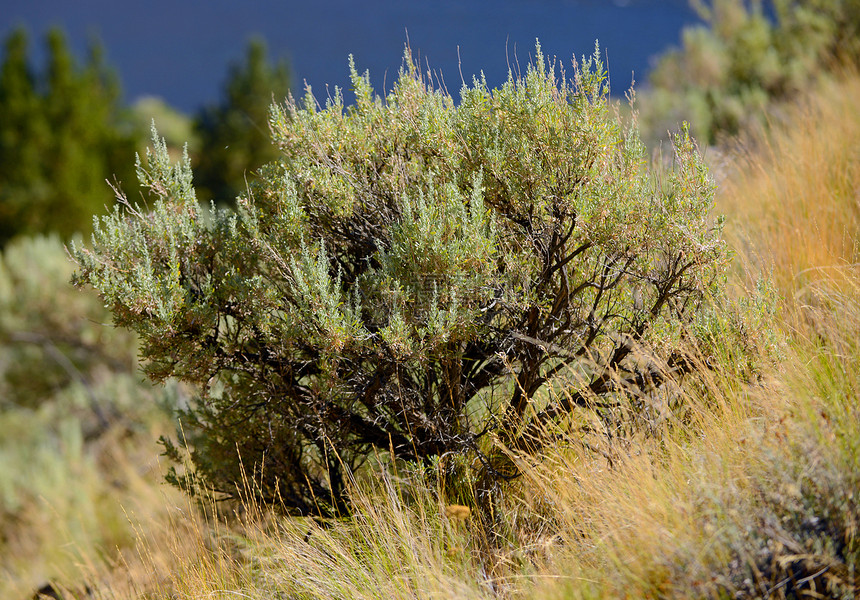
643,0 -> 860,144
0,234 -> 137,411
73,45 -> 731,515
0,235 -> 181,595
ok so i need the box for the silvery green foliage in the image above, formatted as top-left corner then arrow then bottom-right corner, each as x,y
73,45 -> 728,514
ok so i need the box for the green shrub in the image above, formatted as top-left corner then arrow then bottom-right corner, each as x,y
0,234 -> 181,595
0,234 -> 137,412
643,0 -> 860,144
72,45 -> 731,515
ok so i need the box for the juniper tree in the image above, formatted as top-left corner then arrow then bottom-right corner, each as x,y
72,45 -> 729,515
193,38 -> 290,205
0,27 -> 138,246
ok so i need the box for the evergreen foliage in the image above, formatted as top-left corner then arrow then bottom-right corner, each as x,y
72,46 -> 733,515
193,38 -> 290,204
643,0 -> 860,143
0,27 -> 138,246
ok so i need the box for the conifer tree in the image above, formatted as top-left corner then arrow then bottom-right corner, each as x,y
193,38 -> 290,204
0,28 -> 48,243
0,27 -> 137,246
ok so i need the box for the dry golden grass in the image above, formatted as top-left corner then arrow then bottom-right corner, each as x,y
514,70 -> 860,598
717,70 -> 860,308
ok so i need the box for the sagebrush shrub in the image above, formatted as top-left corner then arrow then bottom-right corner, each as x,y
72,45 -> 730,515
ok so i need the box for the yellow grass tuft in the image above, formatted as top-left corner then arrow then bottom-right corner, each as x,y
717,69 -> 860,310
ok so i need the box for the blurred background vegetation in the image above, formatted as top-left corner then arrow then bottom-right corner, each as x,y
641,0 -> 860,144
1,0 -> 859,597
0,26 -> 289,594
0,28 -> 137,246
0,28 -> 288,248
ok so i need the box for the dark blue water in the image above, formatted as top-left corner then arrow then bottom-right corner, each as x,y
2,0 -> 701,112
